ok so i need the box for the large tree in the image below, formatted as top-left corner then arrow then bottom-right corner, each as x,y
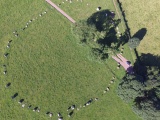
117,74 -> 144,103
133,88 -> 160,120
72,10 -> 121,62
117,66 -> 160,120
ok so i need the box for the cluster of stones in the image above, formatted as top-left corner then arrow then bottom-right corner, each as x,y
103,76 -> 116,93
116,26 -> 122,37
2,3 -> 120,119
12,10 -> 48,37
58,0 -> 84,6
117,48 -> 124,69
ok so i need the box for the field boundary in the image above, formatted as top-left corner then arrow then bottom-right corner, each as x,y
46,0 -> 76,23
112,0 -> 137,62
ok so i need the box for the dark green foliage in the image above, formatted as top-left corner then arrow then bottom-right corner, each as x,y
133,88 -> 160,120
72,20 -> 98,45
145,66 -> 160,89
117,66 -> 160,120
72,10 -> 121,62
117,74 -> 144,103
128,37 -> 140,49
90,48 -> 109,62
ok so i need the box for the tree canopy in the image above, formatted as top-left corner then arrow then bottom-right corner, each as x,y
128,37 -> 140,49
72,10 -> 121,62
117,66 -> 160,120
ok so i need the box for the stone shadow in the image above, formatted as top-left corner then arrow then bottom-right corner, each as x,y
133,53 -> 160,81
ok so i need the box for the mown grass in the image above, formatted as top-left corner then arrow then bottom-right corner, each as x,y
119,0 -> 160,55
0,0 -> 141,120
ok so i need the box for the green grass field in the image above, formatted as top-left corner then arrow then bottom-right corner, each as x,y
120,0 -> 160,55
0,0 -> 141,120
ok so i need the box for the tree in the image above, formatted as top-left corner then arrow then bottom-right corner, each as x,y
133,88 -> 160,120
117,74 -> 144,103
72,10 -> 121,62
117,65 -> 160,120
128,37 -> 140,49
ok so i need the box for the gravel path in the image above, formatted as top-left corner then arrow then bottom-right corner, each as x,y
112,54 -> 134,73
46,0 -> 76,23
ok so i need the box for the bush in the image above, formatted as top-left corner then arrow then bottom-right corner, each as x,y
128,37 -> 140,49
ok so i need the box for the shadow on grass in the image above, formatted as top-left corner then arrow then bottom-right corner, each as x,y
139,53 -> 160,67
133,28 -> 147,41
87,9 -> 121,47
133,53 -> 160,79
87,9 -> 120,32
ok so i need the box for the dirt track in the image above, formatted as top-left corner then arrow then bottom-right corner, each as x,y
46,0 -> 76,23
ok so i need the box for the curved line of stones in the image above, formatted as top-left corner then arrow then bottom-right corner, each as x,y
2,7 -> 118,120
58,0 -> 84,6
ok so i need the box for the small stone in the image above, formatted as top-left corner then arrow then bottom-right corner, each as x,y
106,87 -> 110,91
116,27 -> 119,30
110,80 -> 114,84
95,98 -> 98,101
22,104 -> 25,108
28,105 -> 32,108
49,113 -> 53,117
96,7 -> 101,11
7,45 -> 10,48
15,34 -> 18,37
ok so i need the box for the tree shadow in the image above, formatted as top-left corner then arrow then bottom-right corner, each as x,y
133,28 -> 147,41
134,53 -> 160,68
87,9 -> 120,32
133,53 -> 160,82
98,27 -> 118,47
87,9 -> 121,47
139,53 -> 160,67
116,29 -> 130,47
